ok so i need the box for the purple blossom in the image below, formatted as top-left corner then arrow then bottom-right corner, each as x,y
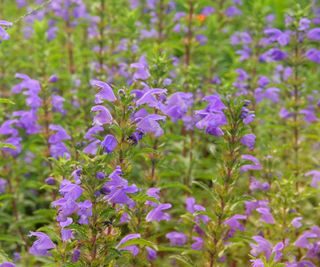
250,178 -> 269,192
104,166 -> 138,208
135,88 -> 167,109
91,80 -> 117,104
256,207 -> 275,224
131,56 -> 150,81
191,237 -> 203,250
146,246 -> 157,261
306,48 -> 320,63
292,217 -> 303,228
224,214 -> 247,231
241,134 -> 256,150
305,171 -> 320,188
135,114 -> 166,137
101,134 -> 118,154
0,20 -> 12,41
240,155 -> 262,172
116,234 -> 141,256
307,28 -> 320,41
250,236 -> 272,259
146,203 -> 172,222
0,178 -> 7,193
29,232 -> 56,256
91,105 -> 113,126
0,263 -> 16,267
162,92 -> 193,122
166,231 -> 187,246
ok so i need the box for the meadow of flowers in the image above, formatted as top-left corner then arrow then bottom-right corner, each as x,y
0,0 -> 320,266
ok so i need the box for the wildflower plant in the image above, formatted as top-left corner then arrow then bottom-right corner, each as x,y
1,1 -> 320,267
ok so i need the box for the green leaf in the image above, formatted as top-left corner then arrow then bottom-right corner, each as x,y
0,98 -> 14,105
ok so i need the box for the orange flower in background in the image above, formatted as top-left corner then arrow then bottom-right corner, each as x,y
196,14 -> 206,23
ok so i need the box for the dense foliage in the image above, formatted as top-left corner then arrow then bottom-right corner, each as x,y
0,0 -> 320,266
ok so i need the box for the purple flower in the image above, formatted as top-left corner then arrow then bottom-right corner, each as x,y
250,236 -> 272,259
116,234 -> 141,256
0,20 -> 12,41
61,229 -> 73,242
264,48 -> 288,61
91,105 -> 113,126
250,178 -> 269,192
307,28 -> 320,41
300,109 -> 317,123
101,134 -> 118,154
77,200 -> 92,224
201,6 -> 215,16
49,125 -> 70,144
162,92 -> 193,122
0,178 -> 7,193
146,247 -> 157,261
256,207 -> 275,224
225,6 -> 242,17
191,237 -> 203,250
299,18 -> 311,31
91,80 -> 116,104
240,155 -> 262,172
241,134 -> 256,150
131,56 -> 150,80
250,259 -> 264,267
292,217 -> 303,228
0,263 -> 16,267
306,49 -> 320,64
45,177 -> 56,185
224,214 -> 247,231
146,203 -> 172,222
135,88 -> 167,109
72,249 -> 80,262
29,232 -> 56,256
166,231 -> 187,246
12,74 -> 42,109
52,95 -> 65,114
185,197 -> 209,223
104,166 -> 138,207
305,170 -> 320,188
135,114 -> 166,137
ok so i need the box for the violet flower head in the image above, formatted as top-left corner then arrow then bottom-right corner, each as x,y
305,170 -> 320,188
191,237 -> 203,250
0,263 -> 16,267
146,203 -> 172,222
116,234 -> 141,256
146,247 -> 157,261
224,214 -> 247,232
307,28 -> 320,41
135,114 -> 166,137
104,166 -> 138,208
250,236 -> 272,259
256,207 -> 275,224
0,20 -> 13,41
292,217 -> 303,228
91,105 -> 113,126
166,231 -> 187,246
241,134 -> 256,150
29,232 -> 56,256
240,155 -> 262,172
91,80 -> 117,104
135,88 -> 167,109
162,92 -> 193,122
0,178 -> 7,194
101,134 -> 118,154
130,56 -> 150,81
